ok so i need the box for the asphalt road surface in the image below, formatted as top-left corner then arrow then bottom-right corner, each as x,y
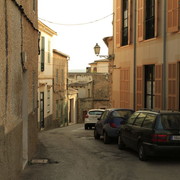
20,124 -> 180,180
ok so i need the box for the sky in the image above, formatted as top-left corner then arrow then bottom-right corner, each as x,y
38,0 -> 113,71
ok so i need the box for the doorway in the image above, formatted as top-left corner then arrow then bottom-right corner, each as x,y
40,92 -> 44,128
144,65 -> 155,109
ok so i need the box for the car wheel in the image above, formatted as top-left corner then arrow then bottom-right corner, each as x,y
138,142 -> 147,161
118,135 -> 125,150
94,129 -> 100,140
103,132 -> 110,144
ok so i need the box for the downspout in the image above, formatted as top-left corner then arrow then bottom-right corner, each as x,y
5,0 -> 8,112
162,0 -> 167,110
133,0 -> 137,110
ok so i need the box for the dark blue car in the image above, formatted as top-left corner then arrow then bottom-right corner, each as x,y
94,108 -> 134,144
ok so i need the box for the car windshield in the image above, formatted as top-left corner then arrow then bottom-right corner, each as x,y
156,114 -> 180,130
89,111 -> 104,115
112,110 -> 133,119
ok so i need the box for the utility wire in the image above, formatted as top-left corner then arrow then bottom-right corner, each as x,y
38,13 -> 113,26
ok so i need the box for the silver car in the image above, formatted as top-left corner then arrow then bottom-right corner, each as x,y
84,109 -> 105,130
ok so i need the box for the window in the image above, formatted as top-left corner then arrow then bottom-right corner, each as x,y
116,0 -> 131,47
88,89 -> 90,97
41,36 -> 45,71
160,114 -> 180,130
61,69 -> 64,86
127,112 -> 139,124
142,113 -> 156,129
100,111 -> 109,121
133,113 -> 146,126
145,65 -> 155,109
138,0 -> 158,41
89,111 -> 104,115
33,0 -> 36,12
122,0 -> 128,45
145,0 -> 155,39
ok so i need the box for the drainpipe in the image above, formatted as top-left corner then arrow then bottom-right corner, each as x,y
133,0 -> 137,110
162,0 -> 167,110
5,0 -> 8,112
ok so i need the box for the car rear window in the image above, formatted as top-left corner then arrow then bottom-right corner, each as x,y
156,114 -> 180,130
89,111 -> 104,115
112,117 -> 125,126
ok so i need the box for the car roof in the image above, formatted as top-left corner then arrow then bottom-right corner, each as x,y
136,109 -> 180,115
88,109 -> 105,112
105,108 -> 134,112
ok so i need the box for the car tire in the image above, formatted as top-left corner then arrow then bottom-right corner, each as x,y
138,142 -> 147,161
103,132 -> 110,144
94,129 -> 100,140
118,135 -> 125,150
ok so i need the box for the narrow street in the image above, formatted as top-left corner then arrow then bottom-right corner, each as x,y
20,124 -> 180,180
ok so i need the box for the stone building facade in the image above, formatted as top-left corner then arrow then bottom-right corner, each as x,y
38,21 -> 57,130
53,49 -> 69,127
0,0 -> 39,179
112,0 -> 180,111
69,73 -> 110,123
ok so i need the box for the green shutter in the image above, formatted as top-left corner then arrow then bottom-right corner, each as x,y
41,36 -> 45,71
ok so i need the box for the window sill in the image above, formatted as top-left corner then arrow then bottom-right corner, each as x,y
138,37 -> 158,43
118,44 -> 132,49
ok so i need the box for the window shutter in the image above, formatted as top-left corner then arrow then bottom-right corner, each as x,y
116,0 -> 122,47
155,64 -> 162,110
136,66 -> 143,110
41,36 -> 45,71
128,0 -> 132,44
138,0 -> 144,41
167,0 -> 179,32
168,63 -> 177,110
120,68 -> 130,108
48,40 -> 51,63
154,0 -> 158,37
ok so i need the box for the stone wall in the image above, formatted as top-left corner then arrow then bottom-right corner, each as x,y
0,0 -> 39,179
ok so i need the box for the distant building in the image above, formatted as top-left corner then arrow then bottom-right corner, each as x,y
89,59 -> 109,73
0,0 -> 39,179
53,49 -> 69,127
38,20 -> 57,130
69,73 -> 110,123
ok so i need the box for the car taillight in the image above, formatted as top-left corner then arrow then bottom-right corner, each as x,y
152,134 -> 168,142
110,123 -> 117,128
85,114 -> 89,118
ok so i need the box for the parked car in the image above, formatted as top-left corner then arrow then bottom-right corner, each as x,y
84,109 -> 105,130
94,108 -> 134,144
118,110 -> 180,161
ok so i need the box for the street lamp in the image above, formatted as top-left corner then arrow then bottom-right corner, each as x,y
94,43 -> 101,56
93,43 -> 114,60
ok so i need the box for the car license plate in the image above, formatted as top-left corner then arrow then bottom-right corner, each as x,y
171,136 -> 180,140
